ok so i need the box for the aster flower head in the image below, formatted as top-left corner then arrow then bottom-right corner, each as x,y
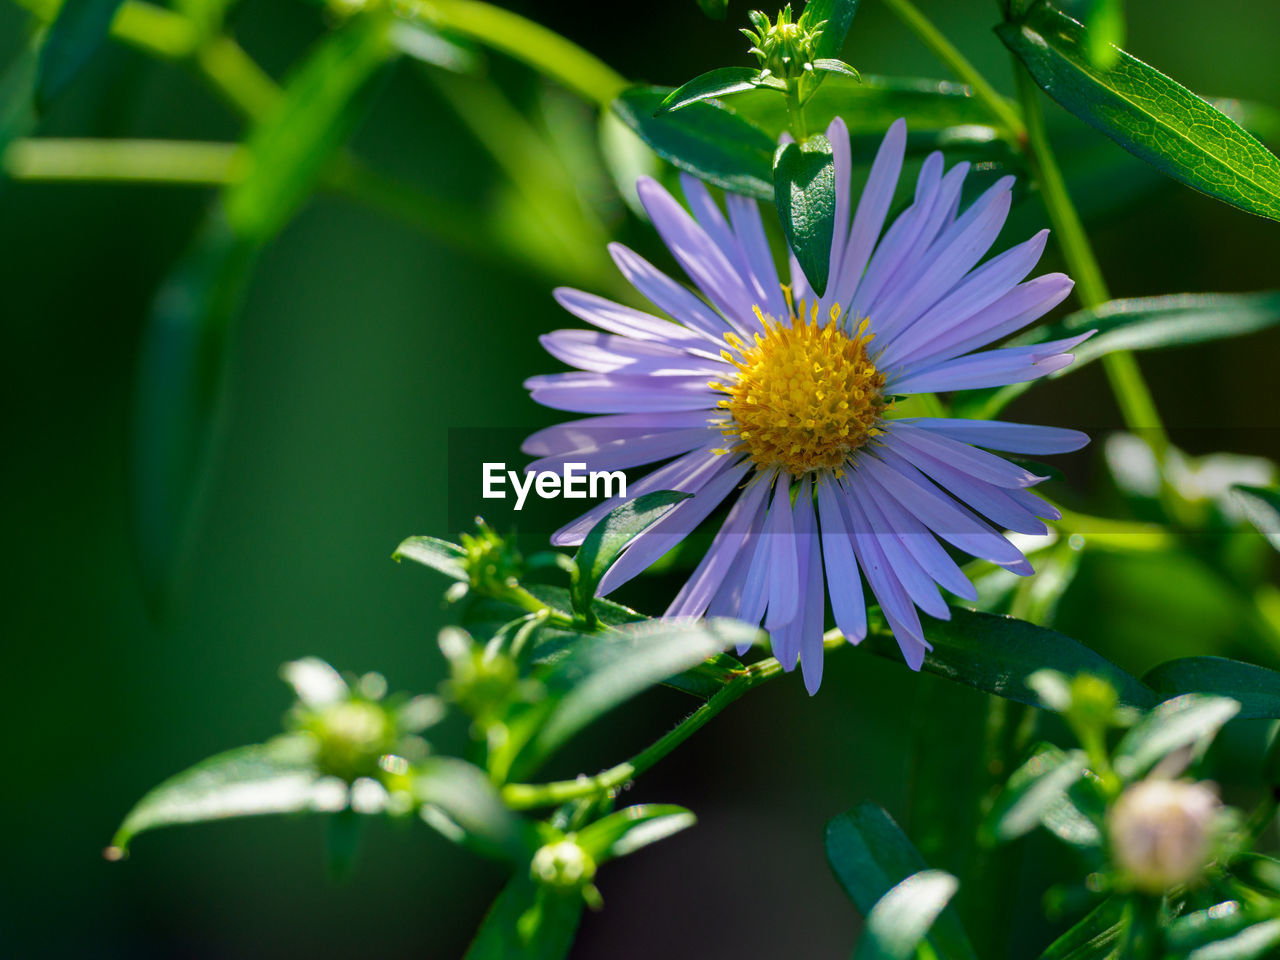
524,118 -> 1091,693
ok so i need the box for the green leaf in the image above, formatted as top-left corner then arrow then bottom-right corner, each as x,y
1185,919 -> 1280,960
804,0 -> 860,61
574,803 -> 696,861
732,74 -> 1004,140
0,22 -> 46,160
812,58 -> 860,80
571,490 -> 691,618
696,0 -> 729,19
658,66 -> 761,113
997,2 -> 1280,222
853,870 -> 960,960
863,608 -> 1156,710
1038,896 -> 1126,960
954,291 -> 1280,418
464,875 -> 583,960
415,757 -> 536,862
35,0 -> 124,107
1144,657 -> 1280,720
1112,693 -> 1240,780
1165,901 -> 1256,954
826,804 -> 979,960
387,20 -> 478,72
1233,485 -> 1280,552
224,15 -> 393,241
497,618 -> 758,780
612,85 -> 775,200
131,211 -> 259,612
109,734 -> 334,854
394,535 -> 468,581
773,133 -> 835,295
981,746 -> 1087,844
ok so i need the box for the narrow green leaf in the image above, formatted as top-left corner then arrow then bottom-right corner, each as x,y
394,535 -> 469,580
464,874 -> 583,960
612,85 -> 775,200
812,58 -> 860,80
1038,896 -> 1126,960
1165,901 -> 1254,954
35,0 -> 124,107
1186,919 -> 1280,960
981,746 -> 1087,844
500,618 -> 757,780
953,291 -> 1280,418
863,608 -> 1157,710
388,20 -> 478,72
572,490 -> 691,617
853,870 -> 960,960
997,2 -> 1280,221
1144,656 -> 1280,720
732,74 -> 1004,140
773,133 -> 835,295
1112,694 -> 1240,780
804,0 -> 860,60
826,804 -> 979,960
658,66 -> 761,113
1233,485 -> 1280,552
415,757 -> 536,862
131,211 -> 259,612
109,734 -> 334,854
574,803 -> 696,861
0,22 -> 46,159
224,15 -> 393,240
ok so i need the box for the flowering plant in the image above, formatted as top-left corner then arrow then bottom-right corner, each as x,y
8,0 -> 1280,956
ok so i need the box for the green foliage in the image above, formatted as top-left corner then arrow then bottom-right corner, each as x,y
612,85 -> 774,199
130,213 -> 258,609
658,66 -> 764,113
1233,486 -> 1280,553
863,608 -> 1156,710
570,490 -> 692,622
773,131 -> 836,295
224,14 -> 393,241
826,803 -> 979,960
34,0 -> 123,107
998,1 -> 1280,222
955,292 -> 1280,417
853,869 -> 960,960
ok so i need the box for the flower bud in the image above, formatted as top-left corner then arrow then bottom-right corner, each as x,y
530,839 -> 597,891
1108,779 -> 1220,892
310,700 -> 398,782
742,5 -> 826,81
460,520 -> 523,594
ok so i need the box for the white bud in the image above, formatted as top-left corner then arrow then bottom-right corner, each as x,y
1108,779 -> 1219,892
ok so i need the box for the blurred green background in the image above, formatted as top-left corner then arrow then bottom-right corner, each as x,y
2,0 -> 1279,956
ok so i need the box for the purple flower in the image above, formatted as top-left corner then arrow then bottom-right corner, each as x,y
524,118 -> 1091,692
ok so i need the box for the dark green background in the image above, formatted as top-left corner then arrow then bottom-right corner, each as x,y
2,0 -> 1279,956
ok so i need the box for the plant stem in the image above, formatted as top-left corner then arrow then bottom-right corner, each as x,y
503,655 -> 787,809
879,0 -> 1024,140
1013,68 -> 1169,458
3,138 -> 242,184
420,0 -> 627,106
785,80 -> 808,140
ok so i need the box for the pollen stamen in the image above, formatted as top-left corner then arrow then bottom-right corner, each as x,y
713,302 -> 886,476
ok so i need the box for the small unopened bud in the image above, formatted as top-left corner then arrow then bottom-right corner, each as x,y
310,700 -> 396,782
1108,779 -> 1219,892
530,840 -> 597,891
742,5 -> 826,81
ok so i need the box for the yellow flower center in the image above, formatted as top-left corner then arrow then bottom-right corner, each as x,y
710,303 -> 886,477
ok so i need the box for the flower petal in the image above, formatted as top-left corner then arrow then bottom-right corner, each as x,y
886,332 -> 1093,394
816,474 -> 867,642
608,242 -> 735,341
903,418 -> 1090,455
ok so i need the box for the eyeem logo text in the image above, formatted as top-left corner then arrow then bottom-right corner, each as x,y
482,463 -> 627,511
